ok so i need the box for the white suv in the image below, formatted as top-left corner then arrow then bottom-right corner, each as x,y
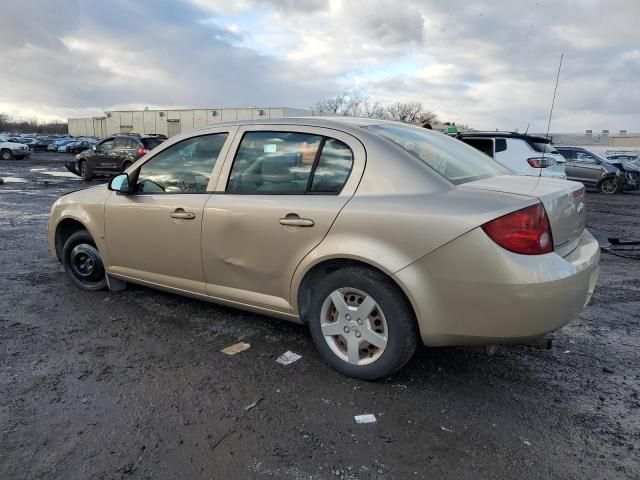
0,138 -> 31,160
458,132 -> 566,180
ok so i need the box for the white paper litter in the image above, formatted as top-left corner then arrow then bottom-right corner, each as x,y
354,414 -> 377,424
276,351 -> 302,365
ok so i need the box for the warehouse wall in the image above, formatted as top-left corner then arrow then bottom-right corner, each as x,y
70,107 -> 316,137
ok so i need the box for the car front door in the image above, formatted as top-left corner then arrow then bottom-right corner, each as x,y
201,126 -> 365,315
104,130 -> 235,293
92,139 -> 115,171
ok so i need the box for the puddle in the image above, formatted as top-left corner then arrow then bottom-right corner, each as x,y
0,176 -> 28,183
29,168 -> 78,178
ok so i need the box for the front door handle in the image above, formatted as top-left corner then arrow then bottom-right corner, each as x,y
170,208 -> 196,220
279,213 -> 314,227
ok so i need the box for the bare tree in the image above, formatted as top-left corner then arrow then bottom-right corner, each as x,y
0,112 -> 68,134
314,94 -> 441,126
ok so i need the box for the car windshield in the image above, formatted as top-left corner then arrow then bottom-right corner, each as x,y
364,124 -> 509,184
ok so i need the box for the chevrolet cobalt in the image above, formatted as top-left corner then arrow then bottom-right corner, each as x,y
48,118 -> 600,379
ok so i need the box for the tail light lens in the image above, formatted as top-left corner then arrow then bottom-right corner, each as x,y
137,147 -> 149,157
527,157 -> 555,168
482,203 -> 553,255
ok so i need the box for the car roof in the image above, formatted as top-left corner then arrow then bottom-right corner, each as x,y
457,131 -> 552,143
189,116 -> 402,137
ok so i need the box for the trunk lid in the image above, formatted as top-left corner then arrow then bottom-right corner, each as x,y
461,175 -> 586,257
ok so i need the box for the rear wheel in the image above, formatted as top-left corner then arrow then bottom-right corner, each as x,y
122,161 -> 132,172
307,267 -> 418,380
79,160 -> 92,180
62,231 -> 107,291
599,177 -> 619,194
1,149 -> 13,161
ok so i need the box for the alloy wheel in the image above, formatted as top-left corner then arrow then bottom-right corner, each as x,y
320,288 -> 389,366
601,178 -> 618,194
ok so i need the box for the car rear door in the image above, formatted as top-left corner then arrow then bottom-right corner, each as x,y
201,125 -> 365,315
104,131 -> 235,293
569,149 -> 601,186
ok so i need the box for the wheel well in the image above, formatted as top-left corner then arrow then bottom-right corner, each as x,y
296,258 -> 416,324
54,219 -> 88,260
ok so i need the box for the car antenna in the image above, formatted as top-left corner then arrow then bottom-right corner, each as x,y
524,121 -> 530,135
537,53 -> 563,181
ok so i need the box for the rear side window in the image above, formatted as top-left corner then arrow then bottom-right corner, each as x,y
113,137 -> 127,149
142,138 -> 165,150
557,149 -> 575,160
460,138 -> 494,157
227,132 -> 324,194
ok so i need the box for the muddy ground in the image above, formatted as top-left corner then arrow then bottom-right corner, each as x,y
1,151 -> 639,480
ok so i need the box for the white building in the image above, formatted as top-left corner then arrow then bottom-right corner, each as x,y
68,107 -> 318,138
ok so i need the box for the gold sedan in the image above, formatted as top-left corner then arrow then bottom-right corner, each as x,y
48,118 -> 600,379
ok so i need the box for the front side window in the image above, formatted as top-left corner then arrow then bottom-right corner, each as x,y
366,125 -> 508,184
135,133 -> 228,193
99,140 -> 114,153
575,151 -> 597,163
460,138 -> 494,157
227,132 -> 322,194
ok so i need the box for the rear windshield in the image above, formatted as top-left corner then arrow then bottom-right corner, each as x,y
528,140 -> 558,154
364,124 -> 509,184
142,138 -> 165,150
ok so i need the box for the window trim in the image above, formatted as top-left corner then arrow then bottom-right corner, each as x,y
224,131 -> 354,196
128,131 -> 232,195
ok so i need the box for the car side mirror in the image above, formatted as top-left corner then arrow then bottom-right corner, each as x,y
108,173 -> 132,194
92,145 -> 97,152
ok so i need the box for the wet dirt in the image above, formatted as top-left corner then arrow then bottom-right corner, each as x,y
1,152 -> 639,479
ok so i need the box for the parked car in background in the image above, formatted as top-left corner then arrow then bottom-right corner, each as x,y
48,138 -> 75,151
555,146 -> 622,194
0,138 -> 31,160
22,138 -> 51,151
49,118 -> 599,379
64,140 -> 95,155
67,133 -> 167,180
457,132 -> 567,180
603,153 -> 640,190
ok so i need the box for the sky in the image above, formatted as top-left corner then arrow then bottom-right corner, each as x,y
1,0 -> 639,132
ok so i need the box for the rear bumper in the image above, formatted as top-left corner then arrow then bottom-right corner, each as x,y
394,227 -> 600,346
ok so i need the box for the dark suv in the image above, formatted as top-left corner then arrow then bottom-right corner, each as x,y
555,146 -> 626,194
67,133 -> 167,180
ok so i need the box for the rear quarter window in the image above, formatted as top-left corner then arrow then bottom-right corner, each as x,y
142,138 -> 165,150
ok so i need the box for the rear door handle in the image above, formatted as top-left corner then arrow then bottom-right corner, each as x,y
279,214 -> 314,227
170,208 -> 196,220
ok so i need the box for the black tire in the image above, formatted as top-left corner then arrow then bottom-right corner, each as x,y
78,160 -> 92,181
307,267 -> 418,380
1,149 -> 13,161
598,177 -> 619,194
122,161 -> 132,172
62,230 -> 107,291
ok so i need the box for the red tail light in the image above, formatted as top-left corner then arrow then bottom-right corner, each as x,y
527,157 -> 554,168
137,147 -> 149,157
482,203 -> 553,255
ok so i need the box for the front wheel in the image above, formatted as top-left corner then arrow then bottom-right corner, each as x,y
62,231 -> 107,291
599,177 -> 619,194
307,267 -> 418,380
1,149 -> 13,161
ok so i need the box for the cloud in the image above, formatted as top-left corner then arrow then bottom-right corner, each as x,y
1,0 -> 639,131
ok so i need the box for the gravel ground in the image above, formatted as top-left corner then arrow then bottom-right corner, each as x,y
1,152 -> 639,480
